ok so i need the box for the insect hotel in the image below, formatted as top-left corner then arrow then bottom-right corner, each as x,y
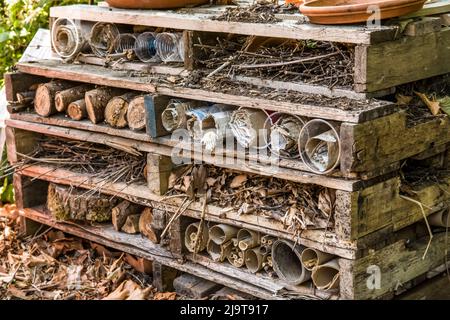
3,0 -> 450,299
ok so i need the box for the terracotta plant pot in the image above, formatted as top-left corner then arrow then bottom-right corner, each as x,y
106,0 -> 209,9
300,0 -> 426,24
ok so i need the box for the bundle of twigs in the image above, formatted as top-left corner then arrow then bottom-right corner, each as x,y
6,137 -> 146,196
166,164 -> 334,232
195,36 -> 354,88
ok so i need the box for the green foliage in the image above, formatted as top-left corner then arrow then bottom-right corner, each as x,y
0,147 -> 14,204
0,0 -> 89,86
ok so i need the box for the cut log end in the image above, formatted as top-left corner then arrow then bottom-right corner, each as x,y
34,81 -> 73,117
112,200 -> 144,231
85,87 -> 124,124
105,92 -> 138,128
127,96 -> 146,131
121,214 -> 141,234
67,99 -> 87,121
55,84 -> 92,112
139,207 -> 160,243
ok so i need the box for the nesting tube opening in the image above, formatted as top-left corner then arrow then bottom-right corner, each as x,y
271,240 -> 311,285
229,108 -> 271,149
135,32 -> 159,62
51,18 -> 90,61
209,224 -> 239,245
184,222 -> 208,253
428,208 -> 450,227
299,119 -> 341,174
114,33 -> 137,54
311,259 -> 340,291
161,100 -> 190,132
155,32 -> 184,63
300,248 -> 334,271
245,247 -> 267,274
237,229 -> 260,251
89,22 -> 120,57
266,113 -> 304,159
207,239 -> 232,262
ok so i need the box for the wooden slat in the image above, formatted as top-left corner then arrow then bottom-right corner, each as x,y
15,60 -> 395,123
400,0 -> 450,19
49,5 -> 397,45
355,27 -> 450,92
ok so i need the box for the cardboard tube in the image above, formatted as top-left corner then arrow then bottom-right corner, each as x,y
311,259 -> 340,291
245,247 -> 267,273
229,108 -> 270,149
209,224 -> 239,245
271,240 -> 311,285
268,113 -> 304,158
184,222 -> 208,253
298,119 -> 341,174
300,248 -> 335,271
237,229 -> 260,251
207,239 -> 232,262
428,208 -> 450,227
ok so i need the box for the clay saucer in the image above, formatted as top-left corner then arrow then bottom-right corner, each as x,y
299,0 -> 427,24
105,0 -> 209,9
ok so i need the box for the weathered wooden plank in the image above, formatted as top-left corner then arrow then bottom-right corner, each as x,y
173,273 -> 222,298
404,17 -> 442,36
152,262 -> 180,292
355,27 -> 450,92
146,153 -> 173,195
340,111 -> 450,174
49,5 -> 397,45
15,60 -> 395,123
339,233 -> 450,299
397,273 -> 450,300
144,95 -> 171,138
3,72 -> 46,102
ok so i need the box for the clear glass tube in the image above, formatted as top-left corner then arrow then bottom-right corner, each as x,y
135,32 -> 159,62
114,33 -> 137,54
155,32 -> 185,63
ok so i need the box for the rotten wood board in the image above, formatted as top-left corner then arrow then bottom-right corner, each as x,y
6,119 -> 362,191
354,27 -> 450,92
15,60 -> 395,123
49,5 -> 397,45
20,206 -> 282,299
15,164 -> 358,259
339,232 -> 450,299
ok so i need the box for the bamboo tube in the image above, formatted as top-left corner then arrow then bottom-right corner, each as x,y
209,224 -> 239,245
184,222 -> 208,253
311,259 -> 340,291
244,247 -> 267,274
55,84 -> 93,113
105,92 -> 139,128
237,229 -> 260,251
85,87 -> 125,124
428,208 -> 450,227
67,99 -> 87,121
207,239 -> 232,262
271,239 -> 311,285
126,96 -> 146,131
227,243 -> 245,268
298,119 -> 341,174
300,248 -> 335,271
34,81 -> 74,117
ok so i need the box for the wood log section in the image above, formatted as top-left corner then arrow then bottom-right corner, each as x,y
121,214 -> 141,234
47,183 -> 118,222
67,99 -> 87,120
85,87 -> 124,124
104,92 -> 139,128
55,84 -> 93,112
16,91 -> 36,105
34,81 -> 73,116
126,96 -> 146,131
112,200 -> 144,231
139,207 -> 161,243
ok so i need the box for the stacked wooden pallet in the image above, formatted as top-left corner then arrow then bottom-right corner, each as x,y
4,2 -> 450,299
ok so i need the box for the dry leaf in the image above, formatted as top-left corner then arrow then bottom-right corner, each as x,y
230,174 -> 247,188
124,254 -> 152,274
395,94 -> 413,106
154,292 -> 177,300
415,91 -> 441,115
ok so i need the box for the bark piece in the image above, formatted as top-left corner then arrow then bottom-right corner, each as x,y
34,81 -> 73,117
121,214 -> 141,234
127,96 -> 146,131
85,87 -> 124,124
55,84 -> 92,112
67,99 -> 87,120
139,207 -> 161,243
104,92 -> 139,128
112,200 -> 143,231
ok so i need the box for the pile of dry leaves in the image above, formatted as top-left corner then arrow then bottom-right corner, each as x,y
0,205 -> 175,300
167,165 -> 335,231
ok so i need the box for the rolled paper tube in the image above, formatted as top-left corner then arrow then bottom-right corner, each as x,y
298,119 -> 341,174
89,22 -> 121,57
237,229 -> 260,251
207,239 -> 233,262
184,222 -> 209,253
269,114 -> 304,157
155,32 -> 185,63
271,239 -> 311,285
300,248 -> 335,271
209,224 -> 239,245
245,247 -> 267,274
51,18 -> 93,61
428,208 -> 450,227
311,259 -> 340,291
229,108 -> 270,149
